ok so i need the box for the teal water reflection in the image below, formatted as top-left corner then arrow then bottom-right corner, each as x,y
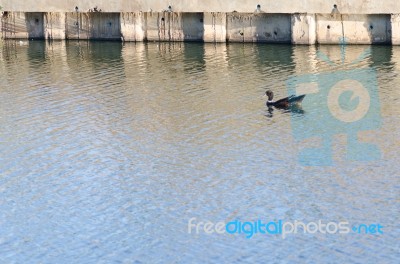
0,41 -> 399,263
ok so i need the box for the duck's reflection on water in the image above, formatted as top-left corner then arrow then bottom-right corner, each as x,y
266,105 -> 305,118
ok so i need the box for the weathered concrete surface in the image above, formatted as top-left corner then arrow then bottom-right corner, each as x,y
291,13 -> 316,44
65,12 -> 90,39
145,12 -> 160,41
203,12 -> 226,42
65,12 -> 120,40
146,12 -> 183,41
0,8 -> 398,44
316,14 -> 345,44
121,12 -> 144,41
1,1 -> 400,14
316,14 -> 391,44
145,12 -> 203,42
89,13 -> 121,40
181,13 -> 204,41
391,14 -> 400,45
226,13 -> 251,42
44,12 -> 65,40
342,15 -> 391,44
1,12 -> 44,39
227,13 -> 291,43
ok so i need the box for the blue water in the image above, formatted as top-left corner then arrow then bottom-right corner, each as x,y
0,41 -> 399,263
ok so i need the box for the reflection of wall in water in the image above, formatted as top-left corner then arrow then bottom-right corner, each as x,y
63,41 -> 124,90
254,44 -> 294,66
370,45 -> 393,69
27,40 -> 46,64
183,42 -> 205,73
87,41 -> 123,62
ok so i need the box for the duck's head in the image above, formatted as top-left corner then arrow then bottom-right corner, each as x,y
265,90 -> 274,101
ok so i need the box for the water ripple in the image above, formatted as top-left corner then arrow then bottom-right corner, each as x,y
0,41 -> 399,263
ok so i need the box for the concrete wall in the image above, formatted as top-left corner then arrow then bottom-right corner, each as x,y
1,1 -> 400,14
226,13 -> 291,43
0,2 -> 399,44
291,14 -> 316,45
316,14 -> 391,44
145,12 -> 204,42
65,12 -> 89,39
203,12 -> 226,42
392,14 -> 400,45
120,12 -> 144,42
65,12 -> 121,40
1,12 -> 44,39
44,12 -> 65,40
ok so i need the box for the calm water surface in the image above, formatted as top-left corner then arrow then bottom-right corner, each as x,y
0,41 -> 399,263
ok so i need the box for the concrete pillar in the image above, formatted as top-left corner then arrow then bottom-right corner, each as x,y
291,13 -> 316,44
120,12 -> 145,41
203,12 -> 226,42
391,14 -> 400,45
44,12 -> 66,40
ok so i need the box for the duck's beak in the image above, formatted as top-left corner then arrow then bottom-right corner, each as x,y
263,94 -> 267,97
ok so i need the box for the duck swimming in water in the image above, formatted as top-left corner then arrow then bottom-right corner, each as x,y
265,90 -> 306,108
